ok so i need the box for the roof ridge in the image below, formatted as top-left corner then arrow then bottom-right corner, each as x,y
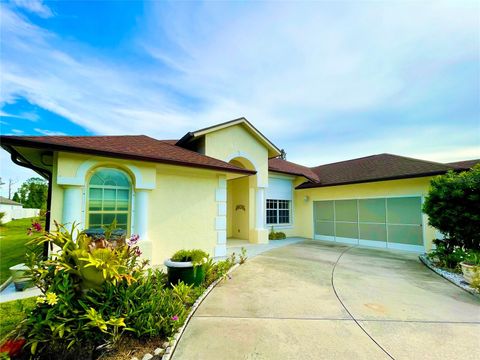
382,153 -> 455,169
310,153 -> 384,169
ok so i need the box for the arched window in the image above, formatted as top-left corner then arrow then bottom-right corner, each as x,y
87,168 -> 131,230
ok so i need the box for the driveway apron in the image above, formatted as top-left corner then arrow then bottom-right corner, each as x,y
172,241 -> 480,360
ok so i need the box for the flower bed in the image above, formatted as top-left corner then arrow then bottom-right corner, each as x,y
0,221 -> 243,360
419,254 -> 479,298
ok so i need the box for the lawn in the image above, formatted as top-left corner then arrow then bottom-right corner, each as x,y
0,217 -> 41,284
0,297 -> 35,341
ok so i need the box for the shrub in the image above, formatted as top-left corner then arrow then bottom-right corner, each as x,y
0,212 -> 4,225
171,249 -> 209,266
3,222 -> 239,359
423,165 -> 480,251
269,227 -> 286,240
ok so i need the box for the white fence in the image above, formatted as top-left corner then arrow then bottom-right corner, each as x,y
0,205 -> 40,223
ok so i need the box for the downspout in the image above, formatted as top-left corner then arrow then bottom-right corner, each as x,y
5,145 -> 53,258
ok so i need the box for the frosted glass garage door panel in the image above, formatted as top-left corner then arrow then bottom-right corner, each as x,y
335,200 -> 357,222
359,223 -> 387,242
359,198 -> 386,223
315,221 -> 335,236
335,222 -> 358,239
387,197 -> 422,225
388,225 -> 423,245
314,201 -> 334,221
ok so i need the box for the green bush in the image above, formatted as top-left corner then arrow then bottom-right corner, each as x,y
0,212 -> 4,225
423,165 -> 480,251
269,227 -> 286,240
171,249 -> 209,266
2,222 -> 238,359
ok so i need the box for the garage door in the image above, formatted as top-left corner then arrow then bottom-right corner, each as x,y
313,197 -> 424,252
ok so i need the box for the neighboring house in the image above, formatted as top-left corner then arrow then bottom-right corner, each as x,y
0,118 -> 477,263
0,196 -> 40,223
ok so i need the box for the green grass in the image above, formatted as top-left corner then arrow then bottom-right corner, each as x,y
0,297 -> 35,340
0,217 -> 40,284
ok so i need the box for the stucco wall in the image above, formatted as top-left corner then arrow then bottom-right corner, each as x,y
50,152 -> 222,265
290,176 -> 436,251
149,166 -> 219,265
227,176 -> 250,239
204,124 -> 269,187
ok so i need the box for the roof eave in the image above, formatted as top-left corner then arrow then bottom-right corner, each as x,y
0,137 -> 256,176
295,171 -> 450,189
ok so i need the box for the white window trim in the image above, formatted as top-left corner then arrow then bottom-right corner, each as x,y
266,199 -> 292,226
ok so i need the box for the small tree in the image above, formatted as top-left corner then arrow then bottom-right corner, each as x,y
12,177 -> 48,210
423,165 -> 480,251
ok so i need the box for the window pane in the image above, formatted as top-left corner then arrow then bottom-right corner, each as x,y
88,188 -> 102,211
279,209 -> 289,223
335,222 -> 358,239
117,190 -> 129,210
89,214 -> 102,228
266,209 -> 277,224
386,197 -> 422,225
116,214 -> 128,229
103,189 -> 116,211
359,199 -> 386,223
315,221 -> 334,236
103,213 -> 115,227
314,201 -> 334,221
335,200 -> 357,222
89,168 -> 130,187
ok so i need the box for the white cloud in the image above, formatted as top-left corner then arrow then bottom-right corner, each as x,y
10,0 -> 53,18
11,129 -> 24,134
0,1 -> 478,167
34,128 -> 66,136
0,109 -> 39,121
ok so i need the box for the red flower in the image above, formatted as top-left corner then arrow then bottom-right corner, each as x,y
0,338 -> 26,357
32,222 -> 42,232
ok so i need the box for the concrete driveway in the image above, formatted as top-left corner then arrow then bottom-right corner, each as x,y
172,241 -> 480,360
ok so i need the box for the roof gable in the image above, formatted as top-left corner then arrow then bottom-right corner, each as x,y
177,118 -> 281,158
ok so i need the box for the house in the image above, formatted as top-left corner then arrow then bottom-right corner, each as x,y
0,118 -> 477,263
0,196 -> 40,223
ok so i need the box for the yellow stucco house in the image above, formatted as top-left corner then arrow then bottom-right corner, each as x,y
1,118 -> 476,264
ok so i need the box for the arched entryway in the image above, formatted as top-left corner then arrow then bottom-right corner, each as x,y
226,156 -> 258,243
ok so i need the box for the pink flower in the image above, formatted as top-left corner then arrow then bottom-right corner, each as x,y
32,222 -> 42,232
171,315 -> 179,321
134,247 -> 142,257
127,234 -> 140,246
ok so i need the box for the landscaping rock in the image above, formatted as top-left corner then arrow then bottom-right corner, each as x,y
142,354 -> 153,360
154,348 -> 165,356
162,341 -> 169,349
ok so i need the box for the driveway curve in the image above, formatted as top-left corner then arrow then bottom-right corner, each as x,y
172,241 -> 480,360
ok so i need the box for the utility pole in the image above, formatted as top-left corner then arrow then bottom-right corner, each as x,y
8,179 -> 18,199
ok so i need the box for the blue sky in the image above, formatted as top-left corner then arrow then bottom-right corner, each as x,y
0,0 -> 479,196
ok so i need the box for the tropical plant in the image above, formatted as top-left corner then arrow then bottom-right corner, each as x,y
170,249 -> 209,267
423,165 -> 480,251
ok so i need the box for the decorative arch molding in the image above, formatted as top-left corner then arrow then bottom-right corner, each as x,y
225,151 -> 266,187
57,159 -> 155,190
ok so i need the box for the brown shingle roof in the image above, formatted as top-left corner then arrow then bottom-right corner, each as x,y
0,135 -> 255,175
297,153 -> 456,189
446,159 -> 480,169
0,196 -> 22,206
268,158 -> 319,182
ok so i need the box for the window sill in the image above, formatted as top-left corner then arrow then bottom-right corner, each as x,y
266,224 -> 293,230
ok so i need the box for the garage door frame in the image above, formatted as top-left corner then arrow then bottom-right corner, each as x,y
312,195 -> 426,252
